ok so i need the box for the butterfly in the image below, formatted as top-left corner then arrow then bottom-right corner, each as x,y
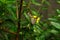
28,12 -> 40,24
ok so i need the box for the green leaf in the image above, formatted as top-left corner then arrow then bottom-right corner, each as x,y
31,10 -> 39,16
51,21 -> 60,29
50,29 -> 58,35
7,7 -> 17,20
57,1 -> 60,4
58,15 -> 60,17
56,9 -> 60,14
31,0 -> 41,6
44,1 -> 50,5
41,7 -> 47,10
23,11 -> 30,22
48,18 -> 57,22
23,1 -> 27,6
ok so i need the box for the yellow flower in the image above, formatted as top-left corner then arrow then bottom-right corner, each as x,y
36,17 -> 40,23
32,15 -> 40,24
33,16 -> 37,19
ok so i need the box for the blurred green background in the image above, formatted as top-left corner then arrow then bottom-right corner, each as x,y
0,0 -> 60,40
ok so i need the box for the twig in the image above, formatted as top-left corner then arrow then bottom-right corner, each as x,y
0,27 -> 16,34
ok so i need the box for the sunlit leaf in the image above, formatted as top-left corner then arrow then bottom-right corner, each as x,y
50,29 -> 58,34
51,21 -> 60,29
57,1 -> 60,4
56,9 -> 60,14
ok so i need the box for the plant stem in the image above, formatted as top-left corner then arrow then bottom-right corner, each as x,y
16,0 -> 23,40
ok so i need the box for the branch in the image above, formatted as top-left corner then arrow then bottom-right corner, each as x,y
16,0 -> 23,40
